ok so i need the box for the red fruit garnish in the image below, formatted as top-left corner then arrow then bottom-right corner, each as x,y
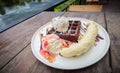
40,50 -> 47,56
40,49 -> 57,63
62,40 -> 73,48
40,34 -> 61,63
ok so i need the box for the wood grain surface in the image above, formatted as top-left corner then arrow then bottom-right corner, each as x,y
0,12 -> 64,71
0,12 -> 119,73
105,12 -> 120,73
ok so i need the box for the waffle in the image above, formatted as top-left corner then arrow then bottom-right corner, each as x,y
47,20 -> 81,42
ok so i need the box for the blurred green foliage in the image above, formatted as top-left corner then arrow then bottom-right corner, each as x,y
54,0 -> 81,12
54,0 -> 75,12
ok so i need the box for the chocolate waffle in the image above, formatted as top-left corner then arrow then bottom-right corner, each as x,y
47,20 -> 81,42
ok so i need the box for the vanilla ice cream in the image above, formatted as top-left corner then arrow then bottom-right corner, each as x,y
42,34 -> 62,54
48,38 -> 62,54
52,16 -> 69,33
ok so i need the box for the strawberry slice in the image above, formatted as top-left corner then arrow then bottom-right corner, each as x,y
40,50 -> 47,57
40,49 -> 57,63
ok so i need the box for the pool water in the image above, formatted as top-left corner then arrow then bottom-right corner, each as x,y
0,0 -> 43,15
0,0 -> 64,32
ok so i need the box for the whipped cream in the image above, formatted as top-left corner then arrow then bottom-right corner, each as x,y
52,16 -> 69,33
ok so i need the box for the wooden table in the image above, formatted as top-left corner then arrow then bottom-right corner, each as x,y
0,12 -> 120,73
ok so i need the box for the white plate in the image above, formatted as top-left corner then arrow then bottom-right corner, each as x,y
31,17 -> 110,70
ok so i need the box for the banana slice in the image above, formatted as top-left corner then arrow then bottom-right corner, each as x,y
60,21 -> 98,57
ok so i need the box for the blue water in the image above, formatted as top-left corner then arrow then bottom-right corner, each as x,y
0,0 -> 50,16
0,0 -> 64,32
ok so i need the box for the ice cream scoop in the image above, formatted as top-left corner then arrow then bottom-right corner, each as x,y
42,34 -> 62,54
52,16 -> 69,33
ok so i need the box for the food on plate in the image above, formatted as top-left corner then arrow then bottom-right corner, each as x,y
40,34 -> 62,62
47,20 -> 81,42
60,21 -> 98,57
39,16 -> 102,62
40,49 -> 57,63
42,34 -> 62,53
40,34 -> 72,62
51,16 -> 69,33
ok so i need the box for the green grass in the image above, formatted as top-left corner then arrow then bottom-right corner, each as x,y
54,0 -> 75,12
54,0 -> 86,12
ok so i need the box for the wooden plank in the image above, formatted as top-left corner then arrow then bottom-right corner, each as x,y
86,0 -> 99,2
86,0 -> 92,2
0,12 -> 64,70
27,61 -> 64,73
0,45 -> 37,73
69,5 -> 103,12
105,12 -> 120,73
103,0 -> 120,12
0,44 -> 63,73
